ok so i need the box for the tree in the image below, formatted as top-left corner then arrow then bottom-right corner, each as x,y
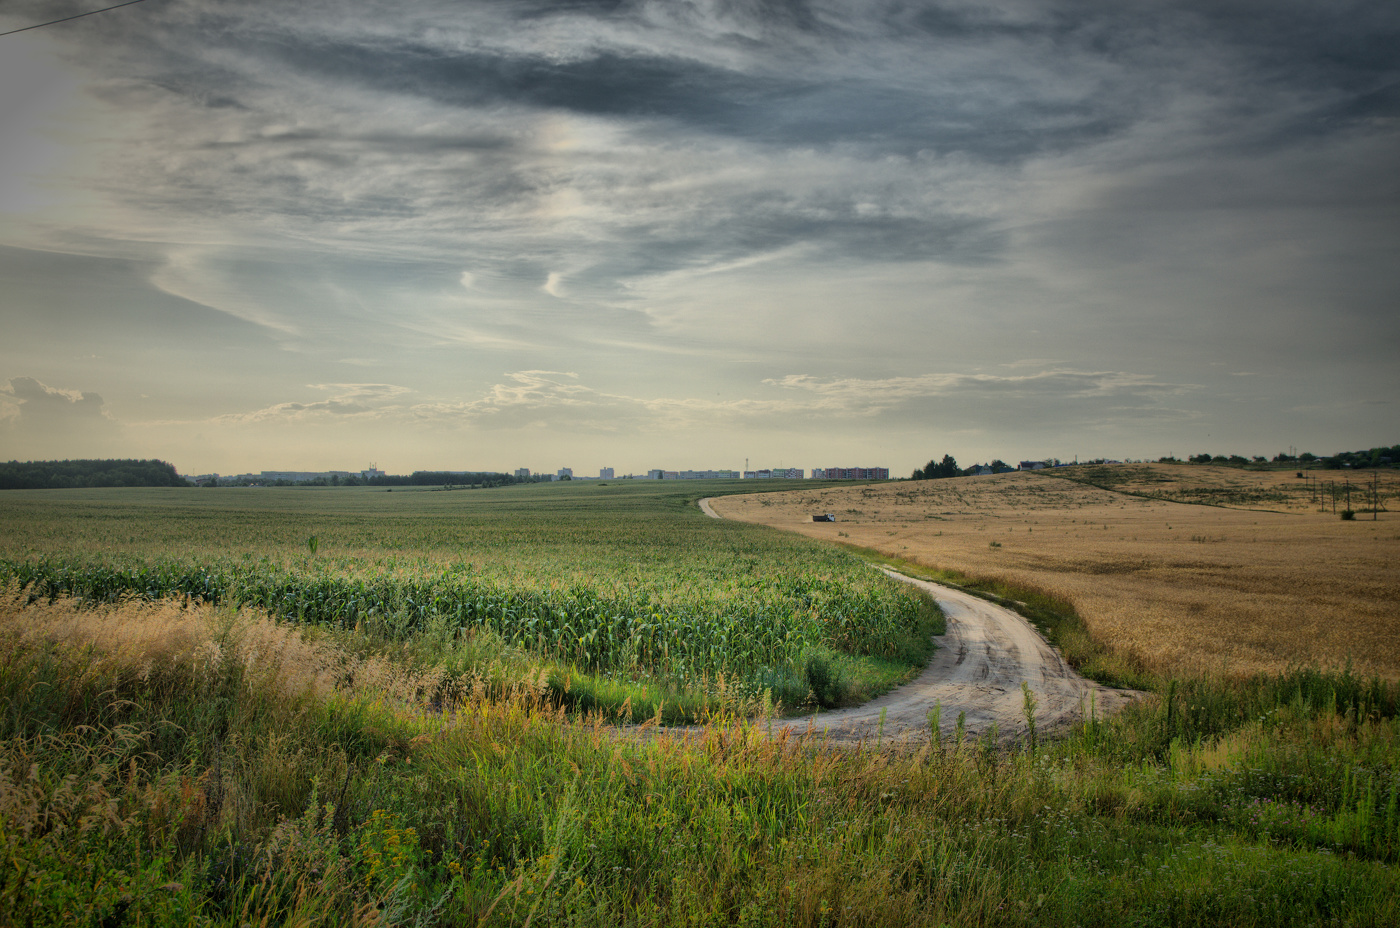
912,454 -> 959,480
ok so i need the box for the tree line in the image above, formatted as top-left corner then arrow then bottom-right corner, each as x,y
0,459 -> 187,490
909,442 -> 1399,482
1170,444 -> 1398,469
910,455 -> 1017,480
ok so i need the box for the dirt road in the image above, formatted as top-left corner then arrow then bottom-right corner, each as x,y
780,570 -> 1136,745
696,497 -> 1137,745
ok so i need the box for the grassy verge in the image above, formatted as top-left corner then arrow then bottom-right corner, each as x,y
2,590 -> 1397,927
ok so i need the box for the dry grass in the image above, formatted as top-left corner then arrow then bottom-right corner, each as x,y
713,466 -> 1400,681
0,586 -> 448,708
1056,461 -> 1399,513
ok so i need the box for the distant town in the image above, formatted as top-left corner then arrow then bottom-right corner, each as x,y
186,464 -> 894,487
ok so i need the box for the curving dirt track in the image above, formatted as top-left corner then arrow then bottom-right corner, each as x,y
696,497 -> 1137,745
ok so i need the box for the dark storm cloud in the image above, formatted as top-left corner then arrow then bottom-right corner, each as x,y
15,0 -> 1392,277
284,42 -> 1088,158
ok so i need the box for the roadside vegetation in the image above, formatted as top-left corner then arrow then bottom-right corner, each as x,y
2,476 -> 1398,925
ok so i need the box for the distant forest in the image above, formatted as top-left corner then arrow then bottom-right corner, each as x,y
1175,444 -> 1400,469
0,459 -> 188,490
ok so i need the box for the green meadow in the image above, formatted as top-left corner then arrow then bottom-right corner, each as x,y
1,482 -> 1396,926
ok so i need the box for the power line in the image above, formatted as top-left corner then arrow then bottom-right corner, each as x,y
0,0 -> 154,38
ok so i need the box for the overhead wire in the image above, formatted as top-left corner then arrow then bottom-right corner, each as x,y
0,0 -> 155,38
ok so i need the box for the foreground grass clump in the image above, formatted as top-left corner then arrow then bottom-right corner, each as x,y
0,482 -> 940,718
2,591 -> 1397,927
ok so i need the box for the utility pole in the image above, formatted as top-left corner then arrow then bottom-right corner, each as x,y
1375,471 -> 1380,520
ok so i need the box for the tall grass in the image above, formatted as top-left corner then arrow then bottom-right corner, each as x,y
2,590 -> 1397,927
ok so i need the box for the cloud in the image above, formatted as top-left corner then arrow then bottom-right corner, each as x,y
15,0 -> 1394,317
213,383 -> 413,424
409,371 -> 640,430
149,249 -> 302,338
393,366 -> 1199,434
766,368 -> 1201,430
0,376 -> 120,456
768,369 -> 1191,403
1,0 -> 1396,469
1,376 -> 108,422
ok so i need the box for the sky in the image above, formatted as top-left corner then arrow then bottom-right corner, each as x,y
1,0 -> 1397,477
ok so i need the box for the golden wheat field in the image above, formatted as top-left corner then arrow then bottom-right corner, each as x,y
712,465 -> 1400,681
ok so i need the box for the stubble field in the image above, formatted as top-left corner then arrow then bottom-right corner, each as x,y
711,464 -> 1400,681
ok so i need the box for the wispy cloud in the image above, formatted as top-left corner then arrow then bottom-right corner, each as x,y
213,383 -> 413,424
149,249 -> 302,338
197,366 -> 1189,435
769,369 -> 1193,404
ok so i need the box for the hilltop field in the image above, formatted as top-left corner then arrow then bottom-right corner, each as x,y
712,463 -> 1400,681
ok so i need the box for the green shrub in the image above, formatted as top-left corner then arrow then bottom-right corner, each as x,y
804,653 -> 847,708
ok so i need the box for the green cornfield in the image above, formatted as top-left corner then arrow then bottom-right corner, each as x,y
0,480 -> 938,710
